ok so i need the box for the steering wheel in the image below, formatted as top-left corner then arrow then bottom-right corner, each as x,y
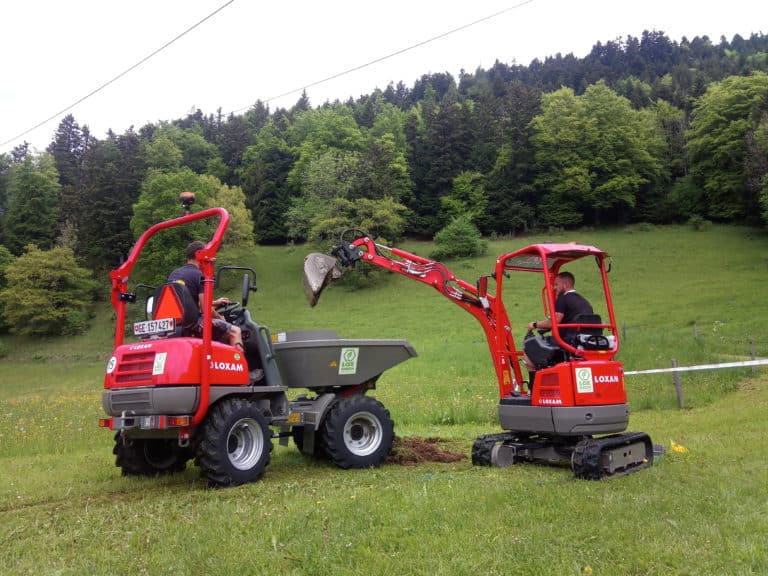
577,333 -> 611,350
525,327 -> 549,338
215,301 -> 240,316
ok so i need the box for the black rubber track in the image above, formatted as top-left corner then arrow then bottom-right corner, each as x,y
572,432 -> 654,480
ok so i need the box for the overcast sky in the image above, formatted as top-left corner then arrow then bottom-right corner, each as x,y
1,0 -> 765,154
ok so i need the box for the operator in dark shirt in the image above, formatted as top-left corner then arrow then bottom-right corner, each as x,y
168,241 -> 244,351
524,271 -> 593,373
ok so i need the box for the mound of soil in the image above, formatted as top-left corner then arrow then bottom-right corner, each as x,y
386,436 -> 466,466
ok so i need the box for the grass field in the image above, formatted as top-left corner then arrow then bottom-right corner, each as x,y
1,224 -> 767,575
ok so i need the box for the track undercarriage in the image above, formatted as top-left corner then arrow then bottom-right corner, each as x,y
472,431 -> 655,480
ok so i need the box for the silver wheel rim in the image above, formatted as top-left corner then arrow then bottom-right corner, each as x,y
227,417 -> 264,470
343,411 -> 382,456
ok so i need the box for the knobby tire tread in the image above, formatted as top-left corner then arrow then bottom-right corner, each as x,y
195,397 -> 272,487
321,396 -> 394,469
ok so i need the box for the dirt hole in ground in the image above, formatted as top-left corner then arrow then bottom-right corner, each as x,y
386,436 -> 466,466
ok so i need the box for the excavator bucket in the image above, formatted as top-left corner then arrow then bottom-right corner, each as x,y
303,253 -> 342,307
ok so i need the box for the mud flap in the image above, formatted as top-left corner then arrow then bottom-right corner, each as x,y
303,253 -> 342,307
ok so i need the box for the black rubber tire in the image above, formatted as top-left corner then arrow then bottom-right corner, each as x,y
113,433 -> 190,477
320,396 -> 394,469
195,398 -> 272,487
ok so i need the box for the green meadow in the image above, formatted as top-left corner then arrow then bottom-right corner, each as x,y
1,224 -> 766,575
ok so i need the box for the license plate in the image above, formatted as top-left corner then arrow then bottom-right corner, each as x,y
134,317 -> 175,336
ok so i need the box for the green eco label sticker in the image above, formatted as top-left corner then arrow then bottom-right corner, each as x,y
575,367 -> 594,393
338,347 -> 359,375
152,352 -> 167,376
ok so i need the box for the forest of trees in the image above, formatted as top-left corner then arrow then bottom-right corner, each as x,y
1,30 -> 768,334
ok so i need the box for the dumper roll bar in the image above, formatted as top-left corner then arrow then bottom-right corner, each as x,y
109,204 -> 230,426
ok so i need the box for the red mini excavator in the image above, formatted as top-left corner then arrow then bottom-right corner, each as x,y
304,230 -> 656,479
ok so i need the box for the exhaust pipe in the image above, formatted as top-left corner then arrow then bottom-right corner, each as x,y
303,253 -> 342,307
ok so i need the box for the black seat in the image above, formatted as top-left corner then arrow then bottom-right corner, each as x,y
151,282 -> 200,337
524,334 -> 565,369
238,309 -> 266,370
574,313 -> 603,335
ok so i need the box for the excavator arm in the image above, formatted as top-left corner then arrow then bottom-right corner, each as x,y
309,233 -> 481,303
303,231 -> 526,396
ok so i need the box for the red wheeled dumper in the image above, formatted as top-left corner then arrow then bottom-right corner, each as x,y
99,196 -> 416,487
304,231 -> 657,479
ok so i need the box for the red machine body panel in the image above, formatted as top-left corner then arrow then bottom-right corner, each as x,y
105,339 -> 249,389
530,360 -> 626,408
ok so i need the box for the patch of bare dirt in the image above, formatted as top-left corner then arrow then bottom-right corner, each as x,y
386,436 -> 466,466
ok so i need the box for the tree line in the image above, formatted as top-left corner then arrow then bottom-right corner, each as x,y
1,30 -> 767,335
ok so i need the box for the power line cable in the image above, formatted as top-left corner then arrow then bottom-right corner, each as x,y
235,0 -> 536,113
1,0 -> 235,148
3,0 -> 534,149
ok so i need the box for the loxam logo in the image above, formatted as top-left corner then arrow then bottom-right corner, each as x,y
210,361 -> 245,372
539,398 -> 563,405
576,367 -> 621,393
129,343 -> 152,351
594,375 -> 620,384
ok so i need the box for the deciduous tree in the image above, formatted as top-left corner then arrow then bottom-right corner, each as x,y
0,245 -> 97,335
439,171 -> 487,228
146,131 -> 183,171
287,148 -> 407,244
286,105 -> 365,193
687,72 -> 768,222
130,169 -> 254,284
531,82 -> 665,226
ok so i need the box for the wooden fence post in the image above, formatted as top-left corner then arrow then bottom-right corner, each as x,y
672,358 -> 684,409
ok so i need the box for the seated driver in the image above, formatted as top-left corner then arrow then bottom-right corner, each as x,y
523,271 -> 593,376
168,241 -> 244,351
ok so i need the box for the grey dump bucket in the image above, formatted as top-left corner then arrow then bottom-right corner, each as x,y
303,253 -> 341,307
273,330 -> 417,388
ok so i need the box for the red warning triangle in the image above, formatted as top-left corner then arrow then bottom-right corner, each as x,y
154,285 -> 184,320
